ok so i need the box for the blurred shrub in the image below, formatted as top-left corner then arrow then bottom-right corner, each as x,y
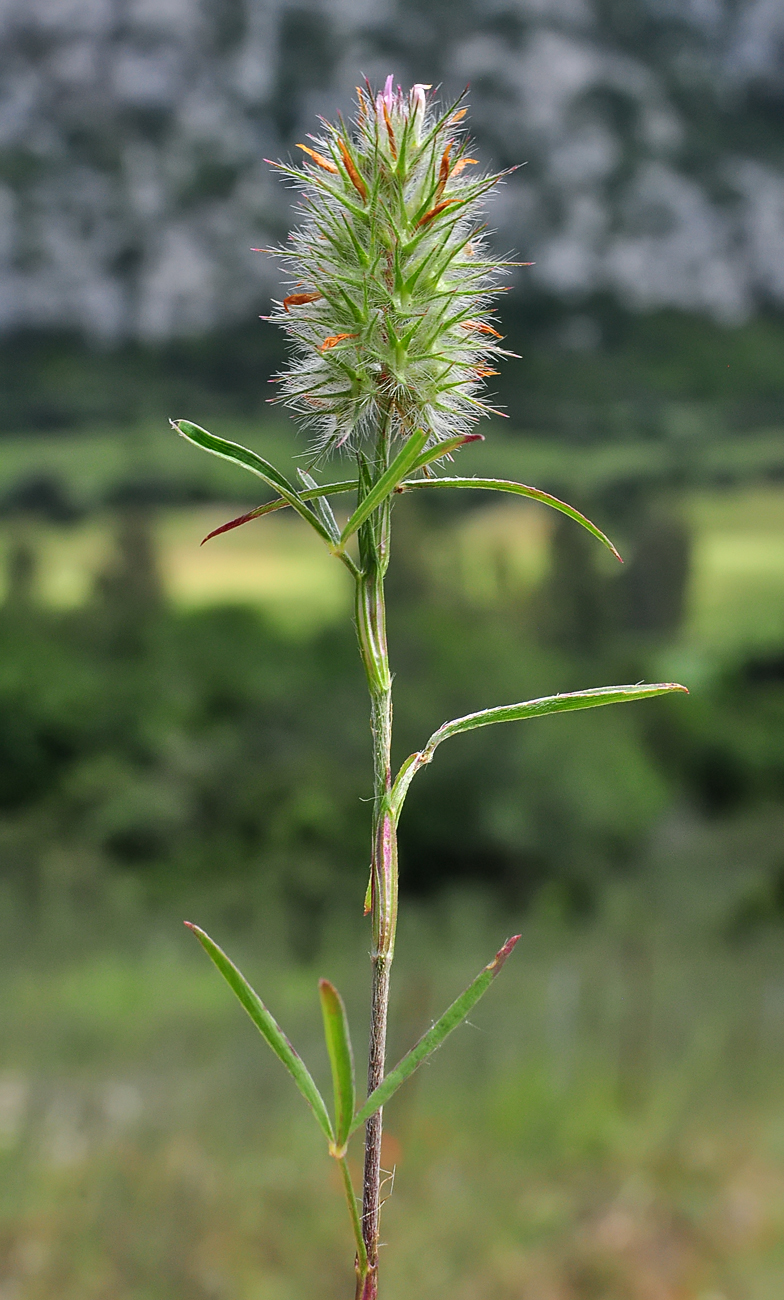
0,492 -> 782,932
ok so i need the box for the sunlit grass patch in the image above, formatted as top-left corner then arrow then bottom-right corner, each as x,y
157,508 -> 350,633
0,507 -> 352,633
3,519 -> 111,607
684,487 -> 784,653
425,499 -> 552,605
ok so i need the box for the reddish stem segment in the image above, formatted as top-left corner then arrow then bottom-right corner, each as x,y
358,955 -> 391,1298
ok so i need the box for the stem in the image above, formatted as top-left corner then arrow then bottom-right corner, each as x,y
355,581 -> 396,1299
354,419 -> 397,1299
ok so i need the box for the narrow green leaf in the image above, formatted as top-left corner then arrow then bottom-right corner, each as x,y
350,935 -> 521,1134
391,682 -> 688,819
399,475 -> 623,562
338,1155 -> 368,1272
429,681 -> 686,743
318,979 -> 356,1153
426,682 -> 689,744
173,420 -> 334,547
185,923 -> 334,1143
339,428 -> 428,544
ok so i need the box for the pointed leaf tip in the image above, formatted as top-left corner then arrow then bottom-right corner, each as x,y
201,504 -> 275,544
490,934 -> 521,973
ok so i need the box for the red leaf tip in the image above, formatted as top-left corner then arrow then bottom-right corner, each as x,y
490,933 -> 521,974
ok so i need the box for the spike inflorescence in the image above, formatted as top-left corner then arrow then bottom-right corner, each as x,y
264,76 -> 517,455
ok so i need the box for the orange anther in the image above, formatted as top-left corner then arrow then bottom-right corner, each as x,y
382,102 -> 397,159
297,144 -> 338,174
338,140 -> 368,202
450,108 -> 468,123
283,292 -> 322,312
320,333 -> 358,351
416,199 -> 457,228
451,157 -> 478,178
461,320 -> 503,338
436,143 -> 452,199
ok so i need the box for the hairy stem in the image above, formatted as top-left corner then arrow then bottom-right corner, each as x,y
355,575 -> 396,1297
354,425 -> 397,1298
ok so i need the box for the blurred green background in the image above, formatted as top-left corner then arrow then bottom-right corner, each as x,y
4,2 -> 784,1297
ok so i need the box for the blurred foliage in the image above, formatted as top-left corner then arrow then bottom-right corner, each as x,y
3,306 -> 784,436
4,868 -> 784,1299
0,485 -> 783,939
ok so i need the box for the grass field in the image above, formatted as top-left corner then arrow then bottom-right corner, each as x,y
4,812 -> 784,1300
684,488 -> 784,654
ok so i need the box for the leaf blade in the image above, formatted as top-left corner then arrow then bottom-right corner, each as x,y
173,420 -> 334,546
391,683 -> 688,819
201,480 -> 358,544
407,433 -> 484,472
318,979 -> 356,1153
399,475 -> 623,561
427,682 -> 688,748
350,935 -> 521,1134
340,428 -> 428,544
185,923 -> 334,1143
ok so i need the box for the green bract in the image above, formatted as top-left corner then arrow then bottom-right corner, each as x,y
264,77 -> 517,453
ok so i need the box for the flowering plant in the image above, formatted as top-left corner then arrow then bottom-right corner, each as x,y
172,78 -> 686,1300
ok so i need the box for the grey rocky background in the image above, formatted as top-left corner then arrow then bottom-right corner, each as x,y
1,0 -> 783,342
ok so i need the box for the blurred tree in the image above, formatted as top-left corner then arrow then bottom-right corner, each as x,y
91,508 -> 164,654
4,538 -> 36,612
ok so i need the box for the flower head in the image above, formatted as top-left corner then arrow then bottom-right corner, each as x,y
265,79 -> 516,455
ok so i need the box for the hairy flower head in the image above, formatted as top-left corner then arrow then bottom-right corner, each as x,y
263,78 -> 518,455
